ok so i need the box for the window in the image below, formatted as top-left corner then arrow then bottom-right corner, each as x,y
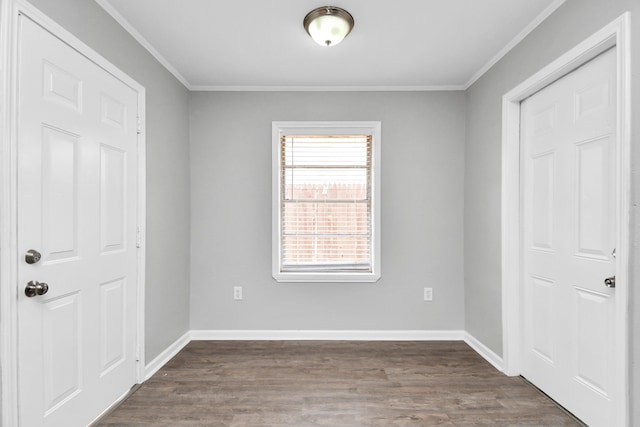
272,122 -> 381,282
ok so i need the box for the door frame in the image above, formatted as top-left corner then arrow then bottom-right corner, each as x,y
0,1 -> 147,425
501,13 -> 630,426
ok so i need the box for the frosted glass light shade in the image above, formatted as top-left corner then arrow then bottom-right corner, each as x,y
304,7 -> 354,47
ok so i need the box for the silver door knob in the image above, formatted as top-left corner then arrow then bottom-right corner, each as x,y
25,249 -> 42,264
25,280 -> 48,297
604,276 -> 616,288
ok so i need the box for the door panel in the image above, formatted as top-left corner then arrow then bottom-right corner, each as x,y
531,153 -> 554,250
42,293 -> 82,414
17,14 -> 139,427
100,144 -> 127,253
575,136 -> 612,258
574,287 -> 609,394
100,278 -> 126,375
521,48 -> 616,426
530,276 -> 555,363
101,94 -> 127,129
42,60 -> 83,112
42,126 -> 79,261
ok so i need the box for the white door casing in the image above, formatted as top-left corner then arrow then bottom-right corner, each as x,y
521,48 -> 616,426
0,1 -> 146,426
501,13 -> 630,427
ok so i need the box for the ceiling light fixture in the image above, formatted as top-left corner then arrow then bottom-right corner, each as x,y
303,6 -> 354,47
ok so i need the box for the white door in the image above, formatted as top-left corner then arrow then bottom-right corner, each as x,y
17,14 -> 140,427
521,48 -> 617,426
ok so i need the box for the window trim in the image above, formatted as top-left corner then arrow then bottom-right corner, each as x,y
272,121 -> 381,283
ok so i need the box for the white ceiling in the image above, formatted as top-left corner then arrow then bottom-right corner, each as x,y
96,0 -> 565,91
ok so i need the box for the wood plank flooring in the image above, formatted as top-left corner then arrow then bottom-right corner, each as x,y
97,341 -> 582,426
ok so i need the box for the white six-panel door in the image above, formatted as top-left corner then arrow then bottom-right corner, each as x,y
17,14 -> 139,427
521,48 -> 617,426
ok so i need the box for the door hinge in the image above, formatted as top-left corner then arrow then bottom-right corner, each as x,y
135,345 -> 140,362
136,226 -> 142,248
136,116 -> 142,135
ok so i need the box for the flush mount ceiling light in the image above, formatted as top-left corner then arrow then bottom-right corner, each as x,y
303,6 -> 354,47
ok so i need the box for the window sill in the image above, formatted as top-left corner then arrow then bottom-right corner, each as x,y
273,271 -> 381,283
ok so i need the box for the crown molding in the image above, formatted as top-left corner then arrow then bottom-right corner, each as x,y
463,0 -> 566,89
95,0 -> 192,89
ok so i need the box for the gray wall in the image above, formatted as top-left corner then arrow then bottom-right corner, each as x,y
26,0 -> 192,362
463,0 -> 640,423
189,91 -> 466,331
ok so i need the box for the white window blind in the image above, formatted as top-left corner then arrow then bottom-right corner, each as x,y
280,135 -> 372,272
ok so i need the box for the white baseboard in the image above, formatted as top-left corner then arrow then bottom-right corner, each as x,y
463,332 -> 504,372
189,329 -> 466,341
144,331 -> 191,380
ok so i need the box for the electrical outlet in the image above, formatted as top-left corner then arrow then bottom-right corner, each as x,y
424,287 -> 433,301
233,286 -> 243,300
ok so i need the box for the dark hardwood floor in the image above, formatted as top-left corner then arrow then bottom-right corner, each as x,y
97,341 -> 582,426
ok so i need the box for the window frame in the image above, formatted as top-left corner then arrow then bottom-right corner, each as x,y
272,121 -> 381,283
